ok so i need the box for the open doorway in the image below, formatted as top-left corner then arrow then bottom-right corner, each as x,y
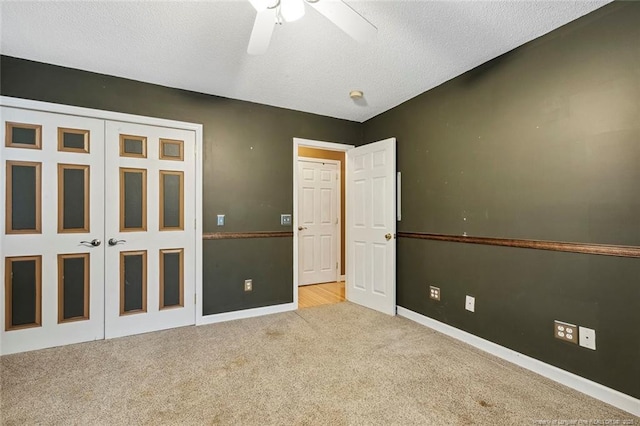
294,137 -> 398,315
293,138 -> 354,309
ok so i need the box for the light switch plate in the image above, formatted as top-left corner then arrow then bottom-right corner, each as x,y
217,214 -> 225,226
281,214 -> 292,225
579,326 -> 596,350
465,295 -> 475,312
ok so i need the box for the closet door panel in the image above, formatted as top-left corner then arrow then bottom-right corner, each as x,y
104,120 -> 196,339
1,107 -> 105,355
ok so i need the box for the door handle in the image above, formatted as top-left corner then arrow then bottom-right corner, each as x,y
385,233 -> 393,241
81,239 -> 101,247
108,238 -> 126,246
298,226 -> 307,231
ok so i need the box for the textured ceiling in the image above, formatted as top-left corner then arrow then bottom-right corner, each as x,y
0,1 -> 610,122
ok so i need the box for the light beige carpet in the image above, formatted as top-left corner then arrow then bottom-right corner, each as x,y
0,302 -> 636,425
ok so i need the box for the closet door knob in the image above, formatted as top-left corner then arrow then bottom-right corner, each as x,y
81,239 -> 101,247
108,238 -> 126,246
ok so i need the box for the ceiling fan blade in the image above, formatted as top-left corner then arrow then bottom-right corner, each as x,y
247,8 -> 277,55
308,0 -> 377,44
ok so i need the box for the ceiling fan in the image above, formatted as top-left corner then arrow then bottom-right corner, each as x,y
247,0 -> 377,55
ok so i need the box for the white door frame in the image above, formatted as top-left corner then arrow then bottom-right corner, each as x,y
0,96 -> 204,340
293,138 -> 354,308
297,156 -> 341,286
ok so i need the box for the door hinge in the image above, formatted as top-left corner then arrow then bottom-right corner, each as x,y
336,262 -> 338,270
194,218 -> 197,229
194,293 -> 197,305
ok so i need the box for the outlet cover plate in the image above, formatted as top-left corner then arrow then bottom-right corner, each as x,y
244,279 -> 253,292
465,295 -> 475,312
579,326 -> 596,350
554,320 -> 578,344
217,214 -> 225,226
281,214 -> 292,225
429,286 -> 440,301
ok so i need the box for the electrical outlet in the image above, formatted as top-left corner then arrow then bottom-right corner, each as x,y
281,214 -> 292,225
579,326 -> 596,350
465,295 -> 475,312
217,214 -> 225,226
244,279 -> 252,292
429,286 -> 440,301
554,320 -> 577,344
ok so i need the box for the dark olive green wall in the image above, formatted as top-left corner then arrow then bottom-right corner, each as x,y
363,2 -> 640,398
0,55 -> 361,315
3,0 -> 639,398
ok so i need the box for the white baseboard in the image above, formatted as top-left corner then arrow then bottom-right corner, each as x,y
397,306 -> 640,417
197,303 -> 296,326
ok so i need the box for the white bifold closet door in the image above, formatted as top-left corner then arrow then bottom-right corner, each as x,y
1,107 -> 106,354
1,107 -> 197,354
104,121 -> 196,339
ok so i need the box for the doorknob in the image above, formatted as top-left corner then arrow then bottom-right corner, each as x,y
81,239 -> 101,247
385,233 -> 393,241
298,226 -> 307,231
108,238 -> 126,246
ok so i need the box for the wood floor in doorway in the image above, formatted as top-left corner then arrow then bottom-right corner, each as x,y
299,281 -> 345,308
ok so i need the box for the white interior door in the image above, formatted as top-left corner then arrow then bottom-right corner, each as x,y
2,99 -> 201,354
104,121 -> 196,339
346,138 -> 396,315
298,159 -> 339,285
1,107 -> 105,354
